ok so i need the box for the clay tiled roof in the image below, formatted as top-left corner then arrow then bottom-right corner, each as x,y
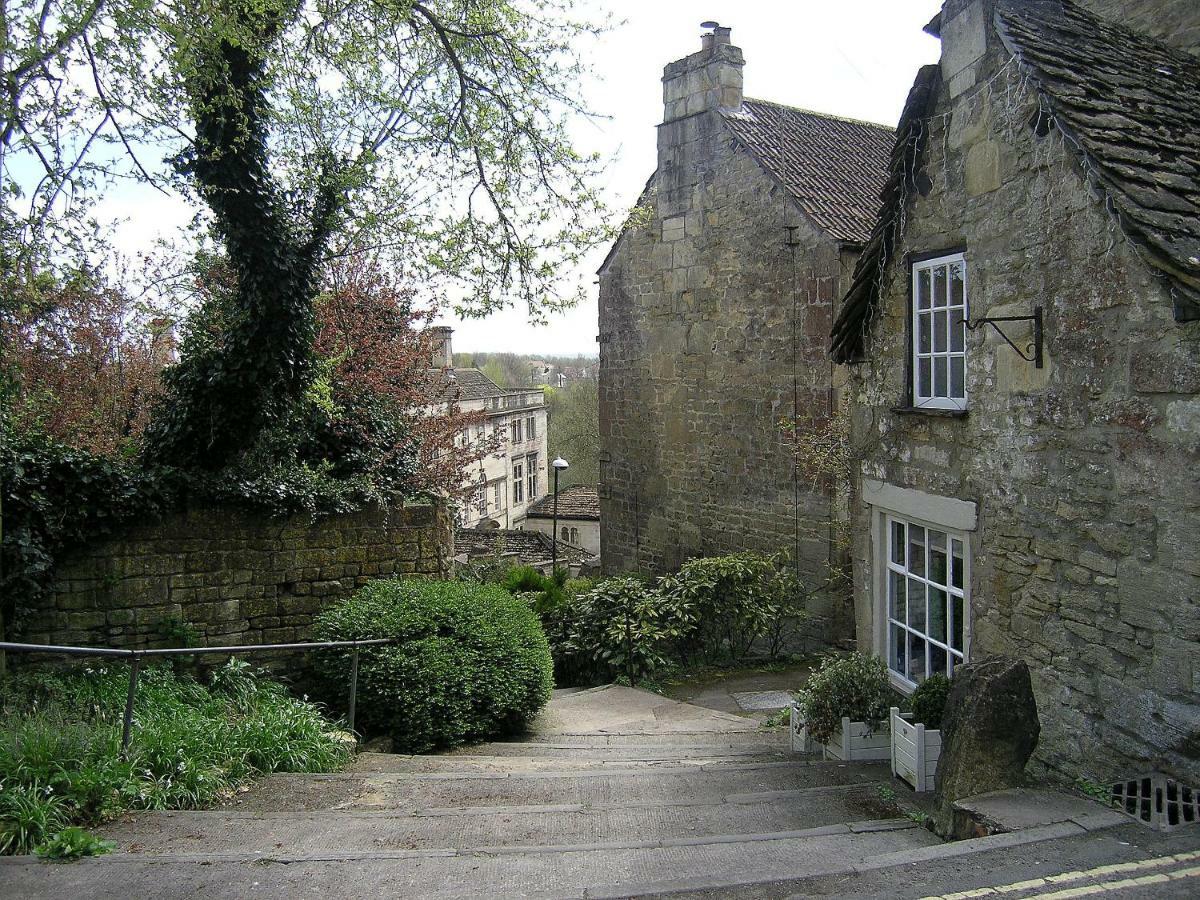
428,367 -> 505,402
454,527 -> 590,565
525,485 -> 600,521
721,99 -> 896,245
995,0 -> 1200,320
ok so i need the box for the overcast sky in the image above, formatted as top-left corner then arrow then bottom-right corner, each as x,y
102,0 -> 945,356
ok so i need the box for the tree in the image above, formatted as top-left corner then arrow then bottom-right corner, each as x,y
545,376 -> 598,489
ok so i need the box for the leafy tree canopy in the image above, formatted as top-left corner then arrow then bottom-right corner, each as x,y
1,0 -> 611,318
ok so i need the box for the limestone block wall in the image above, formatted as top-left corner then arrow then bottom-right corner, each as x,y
15,500 -> 453,652
846,9 -> 1199,781
598,107 -> 849,605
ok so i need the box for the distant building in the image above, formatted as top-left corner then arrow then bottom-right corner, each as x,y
455,526 -> 591,576
524,485 -> 601,557
428,327 -> 549,529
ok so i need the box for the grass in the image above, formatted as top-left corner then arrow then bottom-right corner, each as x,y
0,659 -> 351,857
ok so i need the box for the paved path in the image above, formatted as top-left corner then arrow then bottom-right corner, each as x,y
3,684 -> 1196,898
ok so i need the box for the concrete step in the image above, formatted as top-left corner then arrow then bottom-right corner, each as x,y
101,783 -> 898,855
352,752 -> 793,774
228,759 -> 890,813
467,731 -> 786,750
30,822 -> 941,899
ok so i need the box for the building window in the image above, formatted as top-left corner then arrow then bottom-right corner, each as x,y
912,253 -> 967,410
526,453 -> 538,498
494,482 -> 503,510
561,526 -> 570,542
570,527 -> 579,544
512,418 -> 523,443
527,416 -> 536,439
476,485 -> 487,515
512,461 -> 524,503
885,515 -> 968,686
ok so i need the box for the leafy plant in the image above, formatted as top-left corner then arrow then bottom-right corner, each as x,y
794,653 -> 894,746
312,579 -> 553,753
0,661 -> 350,856
909,673 -> 951,730
34,826 -> 115,861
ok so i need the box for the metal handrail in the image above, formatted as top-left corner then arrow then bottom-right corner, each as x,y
0,637 -> 397,754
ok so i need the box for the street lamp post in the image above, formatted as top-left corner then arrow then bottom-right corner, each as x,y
551,457 -> 570,572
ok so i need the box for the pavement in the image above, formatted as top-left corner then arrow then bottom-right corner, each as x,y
2,683 -> 1197,898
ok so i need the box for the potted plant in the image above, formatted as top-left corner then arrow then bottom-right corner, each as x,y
891,673 -> 950,792
792,652 -> 894,761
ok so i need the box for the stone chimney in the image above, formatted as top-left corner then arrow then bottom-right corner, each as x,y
661,23 -> 744,123
430,325 -> 453,368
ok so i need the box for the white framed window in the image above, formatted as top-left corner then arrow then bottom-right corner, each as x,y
884,515 -> 968,688
912,253 -> 967,410
475,485 -> 487,515
494,482 -> 503,510
527,415 -> 536,439
512,461 -> 524,503
526,452 -> 538,498
512,419 -> 523,443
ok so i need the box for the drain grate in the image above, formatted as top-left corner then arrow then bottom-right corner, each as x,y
1110,774 -> 1200,831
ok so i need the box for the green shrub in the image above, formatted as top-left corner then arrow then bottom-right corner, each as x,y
568,576 -> 680,684
795,653 -> 894,745
34,826 -> 115,861
312,579 -> 553,752
0,661 -> 349,855
657,552 -> 809,662
909,673 -> 951,730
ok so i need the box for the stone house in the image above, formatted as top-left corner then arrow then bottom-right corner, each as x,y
830,0 -> 1199,781
428,328 -> 550,529
523,485 -> 602,557
597,25 -> 894,605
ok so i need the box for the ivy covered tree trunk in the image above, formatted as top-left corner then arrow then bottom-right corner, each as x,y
143,3 -> 340,470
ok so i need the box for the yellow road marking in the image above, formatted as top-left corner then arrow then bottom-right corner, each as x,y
924,851 -> 1200,900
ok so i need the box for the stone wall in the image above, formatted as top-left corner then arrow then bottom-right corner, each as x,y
846,0 -> 1199,781
14,500 -> 453,652
598,65 -> 849,599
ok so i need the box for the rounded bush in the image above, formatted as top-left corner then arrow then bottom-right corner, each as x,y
312,579 -> 554,752
909,673 -> 951,730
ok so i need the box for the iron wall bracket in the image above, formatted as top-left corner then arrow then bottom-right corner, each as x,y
965,306 -> 1043,368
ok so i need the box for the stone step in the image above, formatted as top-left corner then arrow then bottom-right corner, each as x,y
9,823 -> 942,899
228,760 -> 890,813
352,752 -> 793,774
100,783 -> 899,855
468,731 -> 785,749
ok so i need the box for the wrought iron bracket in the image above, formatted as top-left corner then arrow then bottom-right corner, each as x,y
965,306 -> 1043,368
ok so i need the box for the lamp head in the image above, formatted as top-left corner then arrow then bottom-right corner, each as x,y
552,457 -> 570,470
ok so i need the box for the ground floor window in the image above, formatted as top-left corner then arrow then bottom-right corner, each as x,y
513,461 -> 524,503
885,515 -> 968,686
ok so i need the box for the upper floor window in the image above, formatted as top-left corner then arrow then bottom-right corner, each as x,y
912,253 -> 967,410
494,482 -> 503,510
527,415 -> 536,440
526,453 -> 538,498
512,461 -> 524,503
512,418 -> 523,443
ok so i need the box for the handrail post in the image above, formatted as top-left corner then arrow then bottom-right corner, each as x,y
347,644 -> 360,736
121,651 -> 141,757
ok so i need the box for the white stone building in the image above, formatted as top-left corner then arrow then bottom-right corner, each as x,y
429,327 -> 549,529
523,485 -> 601,557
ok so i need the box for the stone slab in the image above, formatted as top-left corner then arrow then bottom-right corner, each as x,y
955,788 -> 1131,833
731,690 -> 794,711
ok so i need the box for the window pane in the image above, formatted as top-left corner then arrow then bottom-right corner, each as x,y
929,586 -> 947,643
909,526 -> 926,576
930,643 -> 948,679
951,356 -> 965,399
908,632 -> 927,682
889,570 -> 907,622
918,269 -> 932,309
951,540 -> 965,589
908,578 -> 926,630
950,260 -> 965,305
918,313 -> 931,353
891,520 -> 906,564
918,358 -> 931,397
930,531 -> 948,585
934,310 -> 947,352
935,356 -> 948,397
933,265 -> 948,308
890,625 -> 906,674
950,308 -> 965,352
952,594 -> 965,651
